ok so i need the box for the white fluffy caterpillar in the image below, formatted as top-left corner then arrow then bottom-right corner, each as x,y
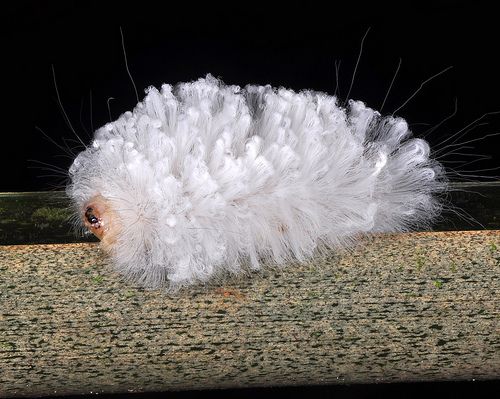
67,74 -> 446,289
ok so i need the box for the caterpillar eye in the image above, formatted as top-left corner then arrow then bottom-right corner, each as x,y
85,207 -> 99,226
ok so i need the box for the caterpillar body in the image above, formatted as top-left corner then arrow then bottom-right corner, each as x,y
67,74 -> 446,289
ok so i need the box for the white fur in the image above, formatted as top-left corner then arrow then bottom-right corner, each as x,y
67,75 -> 446,289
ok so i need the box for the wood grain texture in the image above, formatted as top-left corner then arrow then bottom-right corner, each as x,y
1,230 -> 499,397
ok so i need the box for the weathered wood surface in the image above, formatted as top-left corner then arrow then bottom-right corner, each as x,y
0,230 -> 499,397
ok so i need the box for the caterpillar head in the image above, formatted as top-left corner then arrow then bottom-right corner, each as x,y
81,194 -> 120,252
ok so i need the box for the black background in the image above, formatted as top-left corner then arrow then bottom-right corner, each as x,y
3,0 -> 500,192
3,1 -> 499,398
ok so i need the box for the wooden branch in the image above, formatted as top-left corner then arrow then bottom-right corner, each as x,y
1,230 -> 499,397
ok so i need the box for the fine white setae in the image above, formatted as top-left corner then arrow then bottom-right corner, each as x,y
67,75 -> 446,289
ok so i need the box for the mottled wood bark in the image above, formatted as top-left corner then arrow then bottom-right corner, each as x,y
1,230 -> 499,397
